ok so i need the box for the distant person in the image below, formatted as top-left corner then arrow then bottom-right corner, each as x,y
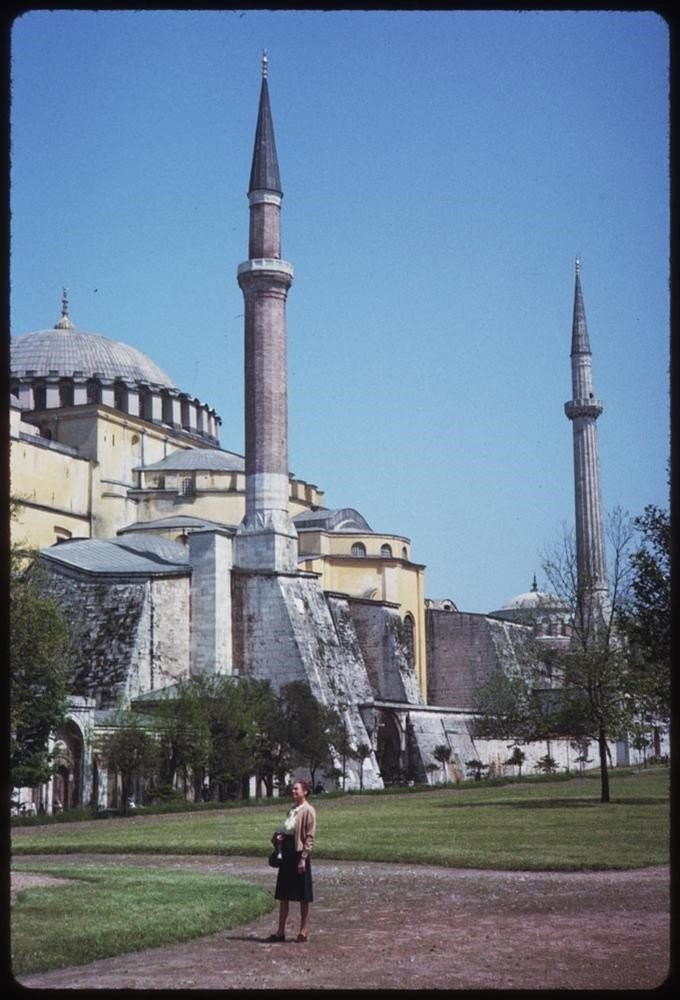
268,779 -> 316,943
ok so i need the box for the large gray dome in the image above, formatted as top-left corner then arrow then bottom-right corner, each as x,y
11,327 -> 176,387
10,293 -> 220,445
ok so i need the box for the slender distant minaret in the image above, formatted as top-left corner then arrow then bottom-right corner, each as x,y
564,258 -> 609,617
234,52 -> 298,572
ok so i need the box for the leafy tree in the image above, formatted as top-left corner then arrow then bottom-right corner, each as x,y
620,504 -> 670,729
505,745 -> 526,779
10,548 -> 72,793
535,753 -> 558,774
333,707 -> 354,791
198,674 -> 280,800
153,679 -> 211,800
250,683 -> 292,797
279,681 -> 342,790
465,759 -> 488,781
473,509 -> 640,804
98,709 -> 161,814
570,738 -> 593,776
432,743 -> 452,784
629,722 -> 652,767
471,661 -> 560,745
354,742 -> 373,791
541,508 -> 637,803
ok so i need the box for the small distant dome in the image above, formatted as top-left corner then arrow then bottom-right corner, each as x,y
502,589 -> 553,611
490,576 -> 569,621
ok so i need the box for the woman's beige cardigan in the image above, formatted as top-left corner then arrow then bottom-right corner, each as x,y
294,800 -> 316,860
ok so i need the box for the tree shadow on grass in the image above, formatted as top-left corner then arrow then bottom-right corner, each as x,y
437,796 -> 663,809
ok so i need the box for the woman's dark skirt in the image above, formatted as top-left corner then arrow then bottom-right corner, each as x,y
274,834 -> 313,902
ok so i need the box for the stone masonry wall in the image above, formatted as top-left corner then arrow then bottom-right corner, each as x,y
346,599 -> 424,705
42,563 -> 190,707
232,571 -> 382,789
426,610 -> 531,709
148,576 -> 191,689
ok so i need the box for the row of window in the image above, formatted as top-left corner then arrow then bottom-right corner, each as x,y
17,379 -> 216,439
351,542 -> 408,560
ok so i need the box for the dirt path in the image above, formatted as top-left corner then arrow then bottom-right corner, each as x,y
11,853 -> 670,991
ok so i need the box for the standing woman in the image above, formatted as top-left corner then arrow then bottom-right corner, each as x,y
268,779 -> 316,942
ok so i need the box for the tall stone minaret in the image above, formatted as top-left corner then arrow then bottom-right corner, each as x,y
564,257 -> 609,613
234,52 -> 298,572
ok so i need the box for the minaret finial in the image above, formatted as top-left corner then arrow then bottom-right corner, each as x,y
262,49 -> 268,79
54,286 -> 75,330
575,255 -> 580,275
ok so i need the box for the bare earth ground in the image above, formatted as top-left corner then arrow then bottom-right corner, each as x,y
11,851 -> 671,991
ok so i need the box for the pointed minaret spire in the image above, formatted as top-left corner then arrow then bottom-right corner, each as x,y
570,256 -> 592,361
248,50 -> 282,199
54,286 -> 75,330
564,258 -> 608,617
234,55 -> 297,572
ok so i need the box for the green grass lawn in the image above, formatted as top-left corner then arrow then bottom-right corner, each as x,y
11,769 -> 670,977
13,768 -> 670,870
11,864 -> 275,976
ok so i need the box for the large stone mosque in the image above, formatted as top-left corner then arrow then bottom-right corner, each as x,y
10,57 -> 615,813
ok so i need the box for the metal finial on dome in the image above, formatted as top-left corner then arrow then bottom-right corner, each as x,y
262,49 -> 268,79
531,574 -> 538,592
54,286 -> 75,330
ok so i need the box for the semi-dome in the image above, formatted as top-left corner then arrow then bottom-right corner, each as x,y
11,305 -> 176,388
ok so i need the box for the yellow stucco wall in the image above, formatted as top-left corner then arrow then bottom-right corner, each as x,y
10,433 -> 92,550
11,403 -> 428,697
298,535 -> 428,699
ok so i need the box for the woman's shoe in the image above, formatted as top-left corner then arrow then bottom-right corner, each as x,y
296,932 -> 308,943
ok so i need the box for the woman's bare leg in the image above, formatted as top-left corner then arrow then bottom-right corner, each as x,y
299,900 -> 310,938
277,900 -> 289,936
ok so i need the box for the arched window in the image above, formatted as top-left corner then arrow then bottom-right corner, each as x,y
401,546 -> 408,560
380,544 -> 393,558
351,542 -> 366,557
403,613 -> 415,669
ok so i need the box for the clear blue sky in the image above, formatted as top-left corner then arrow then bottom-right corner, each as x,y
9,9 -> 670,613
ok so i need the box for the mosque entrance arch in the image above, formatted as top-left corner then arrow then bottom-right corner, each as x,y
51,719 -> 84,811
376,711 -> 405,785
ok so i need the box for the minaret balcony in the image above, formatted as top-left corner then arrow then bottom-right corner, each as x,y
564,398 -> 604,420
237,258 -> 294,280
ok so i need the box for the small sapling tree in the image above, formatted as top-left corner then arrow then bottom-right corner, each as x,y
432,744 -> 452,784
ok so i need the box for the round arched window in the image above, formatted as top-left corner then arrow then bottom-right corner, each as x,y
351,542 -> 366,557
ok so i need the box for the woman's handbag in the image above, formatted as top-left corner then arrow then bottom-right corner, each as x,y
269,830 -> 284,867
